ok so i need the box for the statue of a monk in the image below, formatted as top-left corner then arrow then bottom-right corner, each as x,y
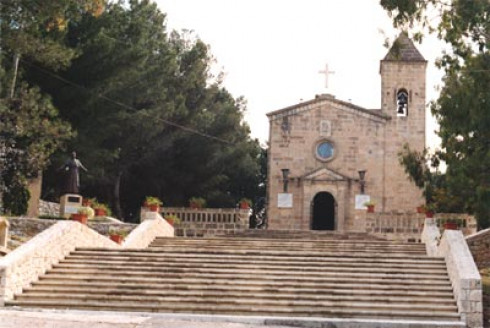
59,151 -> 88,194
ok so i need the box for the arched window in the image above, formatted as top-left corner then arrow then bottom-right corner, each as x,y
396,88 -> 408,116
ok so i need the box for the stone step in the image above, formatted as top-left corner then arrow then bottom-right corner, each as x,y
46,266 -> 449,280
11,293 -> 458,310
8,233 -> 459,323
24,284 -> 456,299
150,236 -> 426,247
221,230 -> 387,240
147,244 -> 427,255
4,299 -> 461,321
67,250 -> 445,265
31,279 -> 454,293
149,238 -> 426,251
54,261 -> 449,275
37,273 -> 451,288
64,252 -> 446,268
71,248 -> 435,259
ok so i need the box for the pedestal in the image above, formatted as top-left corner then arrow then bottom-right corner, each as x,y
0,217 -> 9,249
59,194 -> 83,218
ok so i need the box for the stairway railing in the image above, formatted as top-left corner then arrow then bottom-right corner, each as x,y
365,212 -> 477,240
161,207 -> 248,224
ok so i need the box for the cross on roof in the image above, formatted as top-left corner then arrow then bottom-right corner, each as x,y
318,63 -> 335,89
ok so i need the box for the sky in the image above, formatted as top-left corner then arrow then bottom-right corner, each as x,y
154,0 -> 448,149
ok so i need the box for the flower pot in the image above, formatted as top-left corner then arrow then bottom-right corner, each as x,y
94,208 -> 106,216
426,211 -> 434,218
82,199 -> 92,207
110,234 -> 124,244
149,204 -> 159,212
366,205 -> 375,213
416,206 -> 425,214
71,213 -> 88,225
189,202 -> 201,209
443,222 -> 459,230
166,218 -> 175,226
240,202 -> 250,209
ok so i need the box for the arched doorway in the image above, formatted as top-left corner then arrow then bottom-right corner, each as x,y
311,192 -> 336,230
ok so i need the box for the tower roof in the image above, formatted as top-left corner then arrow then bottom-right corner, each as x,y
383,33 -> 426,62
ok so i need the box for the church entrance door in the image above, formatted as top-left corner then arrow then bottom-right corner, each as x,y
311,192 -> 335,230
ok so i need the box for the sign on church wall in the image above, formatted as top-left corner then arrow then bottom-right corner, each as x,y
278,193 -> 293,208
355,194 -> 371,209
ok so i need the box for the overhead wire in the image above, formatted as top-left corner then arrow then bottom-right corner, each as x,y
21,58 -> 233,146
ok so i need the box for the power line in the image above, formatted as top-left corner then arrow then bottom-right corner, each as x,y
22,59 -> 233,146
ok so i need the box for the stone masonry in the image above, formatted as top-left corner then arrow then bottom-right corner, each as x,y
266,34 -> 425,231
466,228 -> 490,270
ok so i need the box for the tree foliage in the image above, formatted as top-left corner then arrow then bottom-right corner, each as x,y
30,0 -> 263,220
0,0 -> 96,213
382,0 -> 490,228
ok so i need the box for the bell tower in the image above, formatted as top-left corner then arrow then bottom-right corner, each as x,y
380,33 -> 427,211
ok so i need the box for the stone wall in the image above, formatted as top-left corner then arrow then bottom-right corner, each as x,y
38,200 -> 60,217
438,230 -> 483,328
0,221 -> 118,304
484,291 -> 490,328
160,207 -> 249,237
7,217 -> 136,250
174,221 -> 247,237
0,213 -> 175,304
466,228 -> 490,270
123,212 -> 173,247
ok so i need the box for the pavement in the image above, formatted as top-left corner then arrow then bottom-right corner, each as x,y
0,309 -> 292,328
0,308 -> 466,328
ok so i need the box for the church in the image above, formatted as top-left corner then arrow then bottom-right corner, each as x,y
266,33 -> 426,231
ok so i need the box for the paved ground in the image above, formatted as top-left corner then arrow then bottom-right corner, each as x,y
0,309 -> 292,328
0,308 -> 466,328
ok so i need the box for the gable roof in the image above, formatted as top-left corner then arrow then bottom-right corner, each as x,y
302,167 -> 358,182
266,94 -> 390,121
383,33 -> 426,62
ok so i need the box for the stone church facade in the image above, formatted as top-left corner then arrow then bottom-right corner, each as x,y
266,34 -> 426,231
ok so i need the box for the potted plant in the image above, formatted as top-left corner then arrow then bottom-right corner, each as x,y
71,207 -> 91,224
425,203 -> 436,218
363,201 -> 376,213
416,204 -> 426,214
164,214 -> 181,226
440,218 -> 464,230
145,196 -> 162,212
189,197 -> 206,209
239,198 -> 252,209
108,227 -> 128,244
82,197 -> 96,207
93,202 -> 111,217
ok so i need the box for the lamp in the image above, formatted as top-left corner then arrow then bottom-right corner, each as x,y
281,169 -> 290,193
358,170 -> 366,194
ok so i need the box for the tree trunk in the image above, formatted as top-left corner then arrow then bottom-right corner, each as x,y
10,53 -> 20,99
113,170 -> 123,220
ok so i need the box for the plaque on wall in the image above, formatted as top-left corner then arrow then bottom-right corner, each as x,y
355,194 -> 371,210
278,193 -> 293,208
320,120 -> 332,137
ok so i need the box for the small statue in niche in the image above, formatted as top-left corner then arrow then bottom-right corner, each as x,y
397,89 -> 408,116
59,151 -> 88,195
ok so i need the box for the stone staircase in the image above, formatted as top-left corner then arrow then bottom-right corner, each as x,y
5,233 -> 463,324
